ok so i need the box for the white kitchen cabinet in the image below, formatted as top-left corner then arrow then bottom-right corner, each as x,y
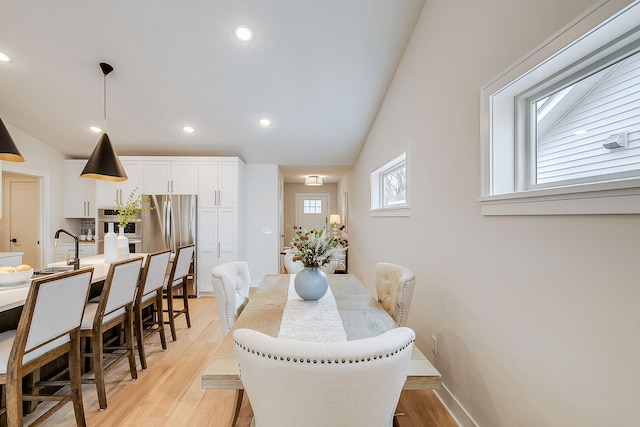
53,243 -> 97,262
195,158 -> 243,294
144,160 -> 198,195
94,160 -> 144,207
198,160 -> 239,208
65,160 -> 95,218
196,207 -> 238,294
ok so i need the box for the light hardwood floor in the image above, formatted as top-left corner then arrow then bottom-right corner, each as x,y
25,297 -> 458,426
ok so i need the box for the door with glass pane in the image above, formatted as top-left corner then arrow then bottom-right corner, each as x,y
295,194 -> 329,232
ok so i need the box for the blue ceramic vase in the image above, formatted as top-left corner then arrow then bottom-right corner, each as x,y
294,267 -> 328,301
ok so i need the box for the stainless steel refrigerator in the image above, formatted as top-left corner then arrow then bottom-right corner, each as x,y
141,194 -> 197,294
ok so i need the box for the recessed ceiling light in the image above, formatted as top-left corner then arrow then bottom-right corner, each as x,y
182,126 -> 195,134
89,126 -> 102,133
574,129 -> 588,135
234,25 -> 254,42
0,52 -> 10,62
259,118 -> 271,127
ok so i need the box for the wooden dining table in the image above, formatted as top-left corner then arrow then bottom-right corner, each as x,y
201,273 -> 442,426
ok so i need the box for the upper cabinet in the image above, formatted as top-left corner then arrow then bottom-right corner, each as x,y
65,160 -> 95,218
94,160 -> 143,207
144,160 -> 198,195
197,160 -> 239,208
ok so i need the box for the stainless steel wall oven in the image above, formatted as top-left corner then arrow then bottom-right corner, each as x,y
97,208 -> 143,254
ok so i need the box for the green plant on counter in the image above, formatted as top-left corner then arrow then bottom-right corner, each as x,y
114,188 -> 152,228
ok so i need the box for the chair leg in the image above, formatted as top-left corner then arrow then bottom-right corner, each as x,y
231,389 -> 244,427
91,330 -> 108,410
69,333 -> 87,427
156,294 -> 168,350
165,288 -> 178,341
6,369 -> 23,426
135,305 -> 147,370
182,282 -> 192,328
125,309 -> 138,380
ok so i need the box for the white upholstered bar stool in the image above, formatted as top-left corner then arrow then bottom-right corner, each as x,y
211,261 -> 251,337
233,327 -> 415,427
80,256 -> 144,410
0,268 -> 94,426
134,250 -> 172,370
375,263 -> 416,327
163,244 -> 195,342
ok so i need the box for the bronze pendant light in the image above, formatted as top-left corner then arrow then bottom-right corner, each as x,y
80,62 -> 127,182
0,117 -> 24,162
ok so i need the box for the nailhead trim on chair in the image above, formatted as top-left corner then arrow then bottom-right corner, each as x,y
233,338 -> 415,365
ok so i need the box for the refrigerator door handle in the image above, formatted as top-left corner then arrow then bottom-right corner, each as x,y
164,199 -> 172,251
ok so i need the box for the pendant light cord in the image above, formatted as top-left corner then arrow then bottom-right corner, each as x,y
103,72 -> 108,133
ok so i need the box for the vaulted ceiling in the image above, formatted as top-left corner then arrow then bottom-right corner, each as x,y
0,1 -> 424,182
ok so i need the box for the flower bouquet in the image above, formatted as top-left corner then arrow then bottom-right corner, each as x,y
290,223 -> 342,269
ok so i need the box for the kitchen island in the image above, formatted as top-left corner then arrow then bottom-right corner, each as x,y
0,253 -> 146,328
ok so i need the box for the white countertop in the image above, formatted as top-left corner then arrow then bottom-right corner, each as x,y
48,253 -> 147,283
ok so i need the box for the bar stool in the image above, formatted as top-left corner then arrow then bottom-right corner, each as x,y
134,250 -> 171,370
80,257 -> 143,410
0,268 -> 94,426
163,245 -> 195,341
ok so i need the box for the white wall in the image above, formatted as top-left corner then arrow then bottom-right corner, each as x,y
343,0 -> 640,426
3,122 -> 73,266
245,164 -> 280,285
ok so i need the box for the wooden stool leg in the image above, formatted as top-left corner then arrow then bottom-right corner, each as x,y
166,287 -> 177,341
125,309 -> 138,379
135,305 -> 147,370
69,334 -> 87,427
92,332 -> 108,410
156,295 -> 168,350
183,282 -> 191,328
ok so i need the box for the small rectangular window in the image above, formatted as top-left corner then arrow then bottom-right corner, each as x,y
370,151 -> 409,216
528,48 -> 640,188
480,2 -> 640,215
303,199 -> 322,214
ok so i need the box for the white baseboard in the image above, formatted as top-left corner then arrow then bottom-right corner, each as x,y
434,383 -> 479,427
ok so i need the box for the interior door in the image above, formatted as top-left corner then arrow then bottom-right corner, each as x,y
295,193 -> 329,232
10,181 -> 39,267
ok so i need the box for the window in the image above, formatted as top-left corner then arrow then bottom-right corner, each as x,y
480,1 -> 640,215
370,151 -> 409,216
303,199 -> 322,214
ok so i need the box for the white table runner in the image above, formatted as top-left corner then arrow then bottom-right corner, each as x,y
277,274 -> 347,342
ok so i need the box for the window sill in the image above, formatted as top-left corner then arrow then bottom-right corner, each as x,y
478,179 -> 640,215
369,206 -> 411,217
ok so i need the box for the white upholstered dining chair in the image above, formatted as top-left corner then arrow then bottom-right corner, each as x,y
211,261 -> 251,337
233,327 -> 415,427
0,268 -> 94,426
375,263 -> 415,327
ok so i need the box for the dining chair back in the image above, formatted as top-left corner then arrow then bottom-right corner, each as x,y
164,244 -> 195,341
135,250 -> 172,369
375,263 -> 415,327
0,267 -> 93,426
211,261 -> 250,336
233,327 -> 415,427
80,256 -> 143,410
282,249 -> 303,274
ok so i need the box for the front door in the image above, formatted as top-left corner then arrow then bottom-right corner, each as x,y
295,193 -> 329,233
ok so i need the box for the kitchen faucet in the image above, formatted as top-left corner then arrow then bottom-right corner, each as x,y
54,229 -> 80,270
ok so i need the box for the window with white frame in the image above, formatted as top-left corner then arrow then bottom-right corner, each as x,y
370,151 -> 409,216
480,0 -> 640,215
